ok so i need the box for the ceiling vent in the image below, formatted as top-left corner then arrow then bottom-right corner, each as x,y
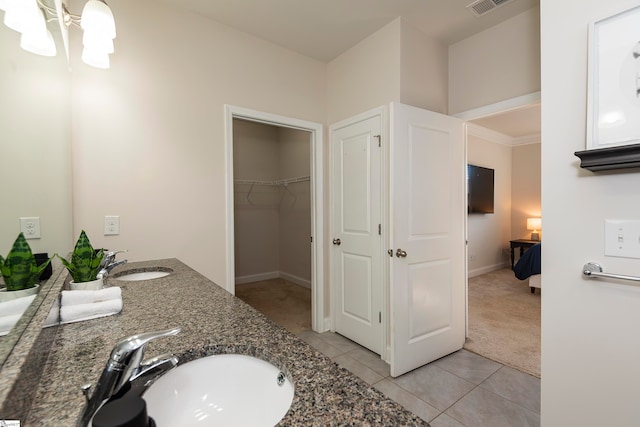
467,0 -> 515,17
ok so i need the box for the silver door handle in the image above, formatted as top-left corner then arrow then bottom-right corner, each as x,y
396,249 -> 407,258
583,262 -> 640,282
333,238 -> 341,246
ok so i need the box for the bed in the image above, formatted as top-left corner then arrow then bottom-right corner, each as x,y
513,242 -> 541,293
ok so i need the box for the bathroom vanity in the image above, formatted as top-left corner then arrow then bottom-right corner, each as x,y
0,259 -> 427,426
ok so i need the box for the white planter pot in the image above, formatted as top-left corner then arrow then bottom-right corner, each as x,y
0,284 -> 40,302
69,278 -> 104,291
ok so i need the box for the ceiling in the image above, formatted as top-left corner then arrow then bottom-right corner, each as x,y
156,0 -> 541,140
157,0 -> 539,62
470,103 -> 541,140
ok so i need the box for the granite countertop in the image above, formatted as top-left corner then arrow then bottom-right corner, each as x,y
25,259 -> 428,426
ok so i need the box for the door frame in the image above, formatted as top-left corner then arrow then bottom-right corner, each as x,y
329,105 -> 388,359
224,105 -> 325,332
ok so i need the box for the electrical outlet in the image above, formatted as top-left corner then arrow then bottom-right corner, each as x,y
104,215 -> 120,235
20,217 -> 41,239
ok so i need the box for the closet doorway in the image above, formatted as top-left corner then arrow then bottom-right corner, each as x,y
224,105 -> 325,333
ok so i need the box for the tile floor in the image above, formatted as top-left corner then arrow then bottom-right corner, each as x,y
296,330 -> 540,427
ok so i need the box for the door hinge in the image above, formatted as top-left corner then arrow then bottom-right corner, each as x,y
379,312 -> 382,323
378,224 -> 381,235
374,134 -> 381,147
310,236 -> 313,242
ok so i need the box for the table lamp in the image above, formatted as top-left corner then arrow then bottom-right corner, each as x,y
527,217 -> 542,241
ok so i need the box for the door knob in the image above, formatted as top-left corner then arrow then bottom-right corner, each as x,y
333,238 -> 341,246
396,248 -> 407,258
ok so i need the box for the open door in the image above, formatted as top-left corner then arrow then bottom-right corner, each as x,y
389,102 -> 466,377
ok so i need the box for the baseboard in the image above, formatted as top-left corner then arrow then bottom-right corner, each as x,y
279,272 -> 311,289
468,262 -> 509,278
234,271 -> 280,285
235,271 -> 311,288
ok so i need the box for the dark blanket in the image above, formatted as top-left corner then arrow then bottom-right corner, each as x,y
514,243 -> 541,280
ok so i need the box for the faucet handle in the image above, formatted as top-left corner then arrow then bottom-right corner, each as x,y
110,327 -> 181,364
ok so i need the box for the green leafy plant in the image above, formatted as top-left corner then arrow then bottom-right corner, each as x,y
57,230 -> 104,283
0,233 -> 51,291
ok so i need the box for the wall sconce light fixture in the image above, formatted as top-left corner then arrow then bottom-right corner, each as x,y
0,0 -> 116,69
526,217 -> 542,241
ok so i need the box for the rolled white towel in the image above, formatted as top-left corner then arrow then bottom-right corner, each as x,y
0,313 -> 22,336
60,299 -> 123,324
61,287 -> 122,307
0,294 -> 36,316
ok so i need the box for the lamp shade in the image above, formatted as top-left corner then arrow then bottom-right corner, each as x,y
4,0 -> 42,34
81,0 -> 116,39
82,45 -> 110,69
20,28 -> 57,56
526,218 -> 542,231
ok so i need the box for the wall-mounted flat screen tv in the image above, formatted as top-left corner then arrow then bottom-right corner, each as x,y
467,164 -> 494,214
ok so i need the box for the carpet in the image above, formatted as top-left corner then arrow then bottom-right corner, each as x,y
235,278 -> 311,334
465,268 -> 541,378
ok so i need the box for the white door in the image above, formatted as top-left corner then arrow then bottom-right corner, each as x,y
390,102 -> 466,377
331,113 -> 383,355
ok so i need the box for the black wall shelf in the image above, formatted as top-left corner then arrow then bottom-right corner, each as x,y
574,143 -> 640,172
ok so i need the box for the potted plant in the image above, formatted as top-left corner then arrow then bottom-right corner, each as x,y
58,230 -> 105,290
0,232 -> 51,301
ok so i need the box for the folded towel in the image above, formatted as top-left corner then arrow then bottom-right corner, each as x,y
0,295 -> 38,336
60,299 -> 123,324
61,287 -> 122,307
0,313 -> 23,336
0,294 -> 36,316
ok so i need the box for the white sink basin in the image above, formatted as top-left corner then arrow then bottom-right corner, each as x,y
143,354 -> 294,427
114,270 -> 171,281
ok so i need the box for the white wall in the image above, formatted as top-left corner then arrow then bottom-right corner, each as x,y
233,121 -> 311,286
327,18 -> 401,124
449,7 -> 541,115
400,19 -> 448,114
0,23 -> 73,261
511,142 -> 541,240
69,0 -> 326,288
466,126 -> 512,277
277,128 -> 312,285
541,0 -> 640,425
233,120 -> 280,279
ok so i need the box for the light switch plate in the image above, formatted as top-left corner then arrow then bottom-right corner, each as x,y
104,215 -> 120,235
605,220 -> 640,259
20,217 -> 41,239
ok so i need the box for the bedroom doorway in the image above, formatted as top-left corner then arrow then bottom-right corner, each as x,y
457,93 -> 542,378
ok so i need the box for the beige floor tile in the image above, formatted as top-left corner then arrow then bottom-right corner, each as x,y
374,379 -> 440,422
332,354 -> 384,385
345,346 -> 390,377
478,366 -> 541,413
446,387 -> 540,427
430,413 -> 467,427
392,364 -> 475,411
434,349 -> 502,385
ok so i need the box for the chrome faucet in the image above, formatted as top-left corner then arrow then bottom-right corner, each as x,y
77,327 -> 181,427
97,250 -> 128,280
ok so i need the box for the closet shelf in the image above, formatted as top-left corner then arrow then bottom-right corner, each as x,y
234,175 -> 310,206
234,175 -> 310,186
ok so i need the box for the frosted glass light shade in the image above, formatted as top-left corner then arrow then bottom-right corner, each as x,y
20,28 -> 56,56
81,0 -> 116,39
82,46 -> 110,69
4,0 -> 41,34
83,28 -> 114,53
0,0 -> 9,12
